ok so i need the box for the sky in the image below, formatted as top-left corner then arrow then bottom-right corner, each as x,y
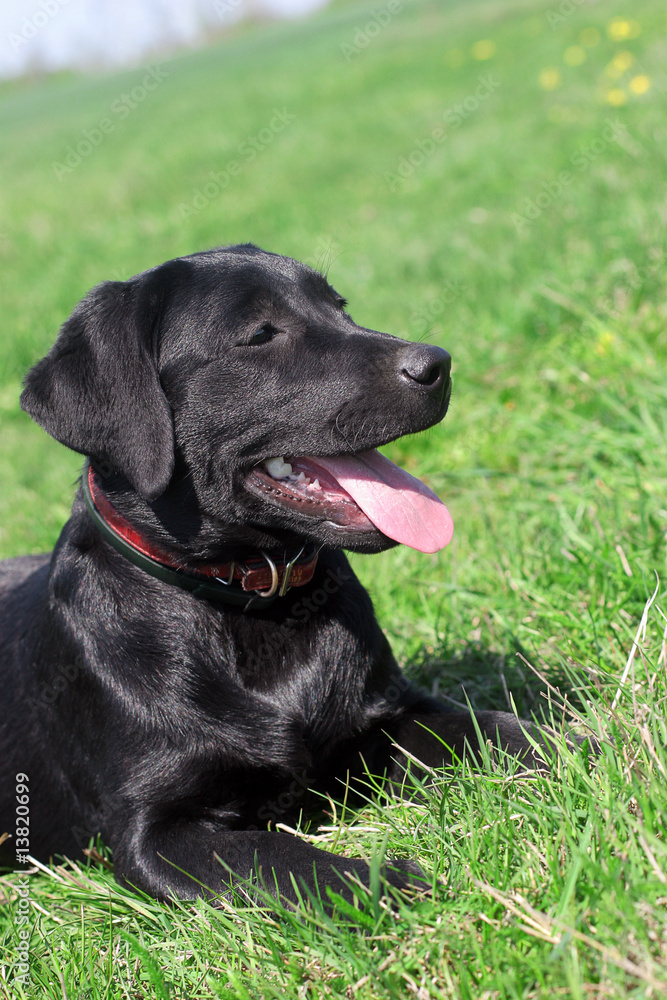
0,0 -> 329,79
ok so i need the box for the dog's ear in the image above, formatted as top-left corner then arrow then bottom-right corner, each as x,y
21,268 -> 177,501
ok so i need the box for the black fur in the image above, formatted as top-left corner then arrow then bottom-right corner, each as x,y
1,244 -> 553,906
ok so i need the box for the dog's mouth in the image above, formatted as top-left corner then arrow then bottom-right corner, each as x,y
245,450 -> 453,553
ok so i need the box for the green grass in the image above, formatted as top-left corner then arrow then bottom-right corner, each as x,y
1,0 -> 667,995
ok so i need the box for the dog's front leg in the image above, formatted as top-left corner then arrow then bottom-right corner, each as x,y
112,823 -> 426,906
363,678 -> 592,779
383,709 -> 555,776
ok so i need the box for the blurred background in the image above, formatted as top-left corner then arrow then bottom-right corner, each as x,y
1,0 -> 666,701
0,0 -> 329,79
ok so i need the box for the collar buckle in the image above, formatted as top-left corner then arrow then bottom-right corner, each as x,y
253,551 -> 279,598
279,545 -> 305,597
82,460 -> 321,608
215,562 -> 236,587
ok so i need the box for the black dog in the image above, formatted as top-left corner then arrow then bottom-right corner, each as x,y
0,244 -> 548,905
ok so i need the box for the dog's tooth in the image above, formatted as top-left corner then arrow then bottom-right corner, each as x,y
294,472 -> 309,485
263,457 -> 293,479
310,479 -> 322,491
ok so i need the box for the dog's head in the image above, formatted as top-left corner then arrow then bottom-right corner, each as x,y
21,245 -> 452,557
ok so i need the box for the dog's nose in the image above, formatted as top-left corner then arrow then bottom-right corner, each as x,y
401,345 -> 451,389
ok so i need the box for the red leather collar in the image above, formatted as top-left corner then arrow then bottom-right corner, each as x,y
87,465 -> 319,597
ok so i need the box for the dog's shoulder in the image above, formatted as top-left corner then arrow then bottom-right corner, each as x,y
0,553 -> 51,637
0,552 -> 50,591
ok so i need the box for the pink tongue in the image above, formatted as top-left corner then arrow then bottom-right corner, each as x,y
312,449 -> 453,553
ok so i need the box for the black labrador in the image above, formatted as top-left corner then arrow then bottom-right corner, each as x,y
0,244 -> 551,906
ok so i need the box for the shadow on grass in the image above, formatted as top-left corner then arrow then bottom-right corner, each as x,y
404,637 -> 578,724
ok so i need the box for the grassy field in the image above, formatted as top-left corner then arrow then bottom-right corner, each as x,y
1,0 -> 667,995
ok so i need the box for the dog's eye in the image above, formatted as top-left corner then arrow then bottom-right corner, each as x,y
248,325 -> 275,345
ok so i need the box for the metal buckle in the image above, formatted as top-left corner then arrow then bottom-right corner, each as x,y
278,545 -> 305,597
254,551 -> 279,598
215,562 -> 236,586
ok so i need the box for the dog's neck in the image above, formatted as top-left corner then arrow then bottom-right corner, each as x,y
83,461 -> 320,608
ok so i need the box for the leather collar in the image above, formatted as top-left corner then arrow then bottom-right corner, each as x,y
82,460 -> 320,609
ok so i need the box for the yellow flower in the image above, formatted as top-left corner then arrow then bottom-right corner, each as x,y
629,74 -> 650,95
604,51 -> 634,81
539,67 -> 561,91
612,50 -> 635,72
579,27 -> 601,47
564,45 -> 586,66
472,39 -> 496,60
595,331 -> 615,356
605,88 -> 627,106
607,18 -> 641,40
